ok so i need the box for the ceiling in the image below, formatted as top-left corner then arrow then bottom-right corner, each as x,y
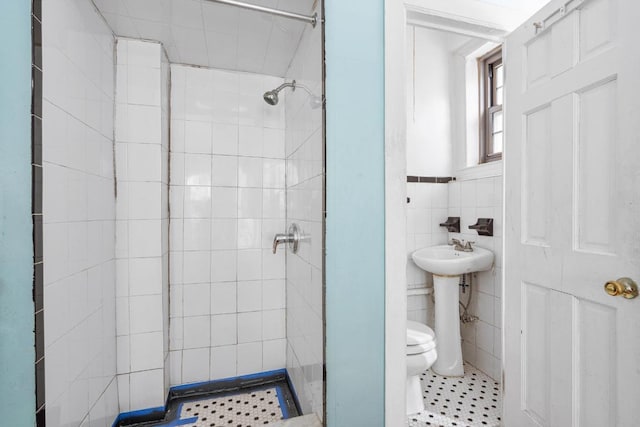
93,0 -> 318,76
474,0 -> 551,25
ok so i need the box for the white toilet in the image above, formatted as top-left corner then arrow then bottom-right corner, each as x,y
406,320 -> 437,415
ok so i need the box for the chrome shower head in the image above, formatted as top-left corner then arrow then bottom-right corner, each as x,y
263,80 -> 296,106
263,90 -> 279,105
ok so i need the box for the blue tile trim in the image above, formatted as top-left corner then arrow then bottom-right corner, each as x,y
112,369 -> 295,425
111,407 -> 165,427
275,385 -> 289,419
169,368 -> 287,392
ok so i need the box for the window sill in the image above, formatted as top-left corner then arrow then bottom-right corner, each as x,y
455,160 -> 503,181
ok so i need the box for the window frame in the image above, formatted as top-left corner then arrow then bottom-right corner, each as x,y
479,46 -> 503,164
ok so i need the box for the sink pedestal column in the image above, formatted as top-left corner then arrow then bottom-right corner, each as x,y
432,274 -> 464,377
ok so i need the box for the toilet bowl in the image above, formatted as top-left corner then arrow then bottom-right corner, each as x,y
406,320 -> 437,415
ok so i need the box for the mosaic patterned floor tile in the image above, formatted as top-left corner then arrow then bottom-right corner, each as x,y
408,364 -> 502,427
173,387 -> 287,427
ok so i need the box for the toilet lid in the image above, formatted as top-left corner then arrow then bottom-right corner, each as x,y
407,320 -> 436,355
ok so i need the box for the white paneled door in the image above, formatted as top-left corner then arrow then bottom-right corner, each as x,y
504,0 -> 640,426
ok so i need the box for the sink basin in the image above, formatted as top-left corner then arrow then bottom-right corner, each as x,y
412,244 -> 494,276
411,244 -> 495,376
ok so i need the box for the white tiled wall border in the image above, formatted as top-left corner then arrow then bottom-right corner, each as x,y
42,0 -> 119,424
114,38 -> 170,412
284,19 -> 324,421
168,64 -> 288,388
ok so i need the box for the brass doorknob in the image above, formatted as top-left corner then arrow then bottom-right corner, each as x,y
604,277 -> 638,299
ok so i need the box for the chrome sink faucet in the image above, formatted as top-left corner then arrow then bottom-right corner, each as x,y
450,238 -> 474,252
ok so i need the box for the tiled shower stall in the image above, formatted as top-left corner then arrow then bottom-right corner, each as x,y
40,0 -> 324,425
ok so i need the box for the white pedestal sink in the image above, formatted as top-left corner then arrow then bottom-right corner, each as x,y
412,244 -> 494,376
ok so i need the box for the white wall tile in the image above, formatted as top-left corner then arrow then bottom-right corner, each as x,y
183,316 -> 211,349
263,160 -> 285,188
117,375 -> 130,412
211,314 -> 237,346
169,350 -> 183,386
184,121 -> 212,154
238,157 -> 263,188
262,190 -> 285,219
128,66 -> 161,106
237,342 -> 262,376
212,124 -> 238,155
183,251 -> 211,284
210,345 -> 237,380
129,257 -> 162,296
128,182 -> 162,220
184,186 -> 212,218
211,282 -> 237,314
183,219 -> 211,251
237,250 -> 262,281
170,317 -> 184,351
262,309 -> 285,340
237,281 -> 262,312
211,219 -> 237,250
130,332 -> 164,371
237,189 -> 263,219
237,219 -> 261,249
262,280 -> 285,310
239,126 -> 263,157
263,129 -> 285,159
262,250 -> 284,280
185,154 -> 212,186
262,339 -> 286,371
238,311 -> 262,343
212,155 -> 238,187
129,220 -> 162,257
117,336 -> 130,375
211,251 -> 237,282
182,348 -> 210,383
183,283 -> 211,317
129,295 -> 163,334
129,369 -> 164,410
211,187 -> 237,218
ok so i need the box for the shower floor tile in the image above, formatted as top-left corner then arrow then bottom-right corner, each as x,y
408,364 -> 502,427
115,370 -> 300,427
176,387 -> 287,426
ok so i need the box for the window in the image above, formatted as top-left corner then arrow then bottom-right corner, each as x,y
479,47 -> 503,163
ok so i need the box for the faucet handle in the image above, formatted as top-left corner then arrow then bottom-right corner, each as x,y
464,241 -> 475,250
450,238 -> 463,246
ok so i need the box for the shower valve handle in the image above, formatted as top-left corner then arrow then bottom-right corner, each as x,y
272,223 -> 300,254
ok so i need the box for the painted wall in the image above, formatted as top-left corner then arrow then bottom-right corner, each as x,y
284,11 -> 324,419
405,26 -> 462,177
404,26 -> 467,329
325,0 -> 386,425
114,38 -> 171,412
41,0 -> 119,424
168,64 -> 287,387
0,1 -> 36,423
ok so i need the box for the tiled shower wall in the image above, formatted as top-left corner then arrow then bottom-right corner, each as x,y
448,176 -> 503,381
42,0 -> 119,424
284,19 -> 324,419
168,64 -> 287,386
114,38 -> 171,412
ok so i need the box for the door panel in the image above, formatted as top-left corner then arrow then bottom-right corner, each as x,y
576,79 -> 617,254
504,0 -> 640,425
